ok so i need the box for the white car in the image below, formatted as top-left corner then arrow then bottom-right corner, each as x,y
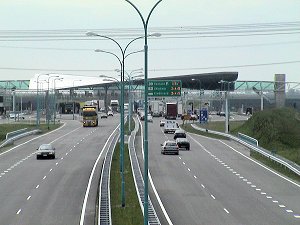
107,111 -> 114,116
147,114 -> 153,122
161,140 -> 179,155
9,113 -> 25,119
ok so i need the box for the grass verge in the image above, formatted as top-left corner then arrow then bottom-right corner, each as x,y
0,123 -> 61,142
110,143 -> 143,225
251,150 -> 300,182
180,123 -> 229,140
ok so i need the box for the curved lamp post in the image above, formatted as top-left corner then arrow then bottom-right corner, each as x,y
72,79 -> 81,120
36,73 -> 51,127
124,1 -> 163,224
87,32 -> 159,208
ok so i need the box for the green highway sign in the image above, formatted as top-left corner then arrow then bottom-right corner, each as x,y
148,80 -> 182,97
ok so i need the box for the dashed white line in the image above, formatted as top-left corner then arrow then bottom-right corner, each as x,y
243,179 -> 248,182
239,176 -> 244,179
183,162 -> 185,165
247,182 -> 252,184
201,184 -> 205,188
294,215 -> 300,218
1,173 -> 5,175
194,175 -> 197,179
27,196 -> 31,200
286,209 -> 293,213
236,174 -> 240,176
232,171 -> 237,174
211,194 -> 216,200
49,168 -> 53,172
256,188 -> 261,191
4,170 -> 8,173
179,157 -> 182,160
61,157 -> 64,160
66,152 -> 68,155
273,200 -> 279,203
279,205 -> 286,208
56,162 -> 59,165
261,192 -> 266,195
43,176 -> 47,180
251,185 -> 256,188
266,196 -> 272,199
187,168 -> 191,172
36,185 -> 39,189
224,208 -> 230,214
16,209 -> 22,215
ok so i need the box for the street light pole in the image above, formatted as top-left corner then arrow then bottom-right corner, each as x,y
53,78 -> 63,125
125,1 -> 162,224
36,74 -> 49,127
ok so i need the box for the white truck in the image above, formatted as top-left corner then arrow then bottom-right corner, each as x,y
177,101 -> 183,118
151,101 -> 162,117
163,120 -> 179,133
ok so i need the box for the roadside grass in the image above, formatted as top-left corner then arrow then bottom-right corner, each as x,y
180,123 -> 229,140
251,150 -> 300,182
110,143 -> 143,225
0,123 -> 61,142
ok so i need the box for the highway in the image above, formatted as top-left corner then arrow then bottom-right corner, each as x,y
146,117 -> 300,225
0,115 -> 119,225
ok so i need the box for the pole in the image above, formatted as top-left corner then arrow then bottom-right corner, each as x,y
125,1 -> 162,224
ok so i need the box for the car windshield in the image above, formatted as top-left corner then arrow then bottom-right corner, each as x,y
39,144 -> 53,150
166,142 -> 177,146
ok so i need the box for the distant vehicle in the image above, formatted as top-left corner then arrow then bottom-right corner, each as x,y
82,106 -> 98,127
165,102 -> 177,120
177,101 -> 183,118
173,129 -> 186,140
161,140 -> 179,155
190,114 -> 198,120
151,101 -> 163,117
9,113 -> 25,120
147,114 -> 153,122
107,110 -> 114,116
100,112 -> 108,118
140,112 -> 145,121
36,144 -> 56,159
110,100 -> 119,112
164,120 -> 179,133
124,103 -> 129,112
159,120 -> 165,127
176,138 -> 190,150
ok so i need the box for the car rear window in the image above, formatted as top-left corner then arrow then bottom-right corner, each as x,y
166,142 -> 177,146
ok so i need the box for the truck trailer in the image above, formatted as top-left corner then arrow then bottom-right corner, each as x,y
165,102 -> 177,120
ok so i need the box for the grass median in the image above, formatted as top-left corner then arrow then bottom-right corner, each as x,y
110,143 -> 143,225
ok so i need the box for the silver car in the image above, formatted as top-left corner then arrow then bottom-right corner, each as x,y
36,144 -> 56,159
161,140 -> 179,155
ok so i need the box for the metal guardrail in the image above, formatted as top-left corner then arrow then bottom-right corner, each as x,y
190,124 -> 300,177
130,116 -> 160,225
238,132 -> 258,146
0,129 -> 41,148
6,128 -> 28,139
98,132 -> 119,225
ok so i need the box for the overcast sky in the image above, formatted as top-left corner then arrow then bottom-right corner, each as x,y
0,0 -> 299,85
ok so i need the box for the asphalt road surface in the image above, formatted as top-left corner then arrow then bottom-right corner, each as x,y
0,115 -> 119,225
146,117 -> 300,225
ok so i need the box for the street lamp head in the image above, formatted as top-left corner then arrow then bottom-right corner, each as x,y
99,75 -> 107,78
115,69 -> 121,72
86,31 -> 98,37
150,32 -> 162,37
95,49 -> 105,53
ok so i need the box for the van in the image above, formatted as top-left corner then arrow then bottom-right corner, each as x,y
163,120 -> 179,133
173,129 -> 186,140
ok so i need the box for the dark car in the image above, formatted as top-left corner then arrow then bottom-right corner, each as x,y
176,138 -> 190,150
173,129 -> 186,140
36,144 -> 56,159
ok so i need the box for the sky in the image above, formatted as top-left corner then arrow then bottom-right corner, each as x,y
0,0 -> 300,88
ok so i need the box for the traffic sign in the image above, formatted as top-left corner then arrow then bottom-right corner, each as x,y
148,80 -> 182,97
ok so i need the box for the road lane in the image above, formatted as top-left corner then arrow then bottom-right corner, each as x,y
0,116 -> 119,225
146,117 -> 300,225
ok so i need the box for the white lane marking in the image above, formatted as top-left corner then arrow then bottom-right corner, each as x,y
239,176 -> 244,179
36,185 -> 39,189
66,152 -> 68,155
49,168 -> 53,172
61,157 -> 64,160
1,173 -> 5,175
294,215 -> 300,218
243,179 -> 248,181
273,200 -> 279,203
188,168 -> 191,172
279,205 -> 286,208
43,176 -> 46,180
194,175 -> 197,179
179,157 -> 182,160
286,209 -> 293,213
211,194 -> 216,200
56,162 -> 59,165
224,208 -> 230,214
219,140 -> 300,188
27,196 -> 31,200
7,168 -> 11,171
183,162 -> 185,165
236,174 -> 240,176
229,169 -> 234,171
224,164 -> 227,166
256,188 -> 261,191
261,192 -> 266,195
221,162 -> 225,165
16,209 -> 22,215
4,170 -> 8,173
201,184 -> 205,188
251,185 -> 256,188
266,196 -> 272,199
70,149 -> 73,152
232,171 -> 237,174
247,182 -> 252,184
227,166 -> 230,169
